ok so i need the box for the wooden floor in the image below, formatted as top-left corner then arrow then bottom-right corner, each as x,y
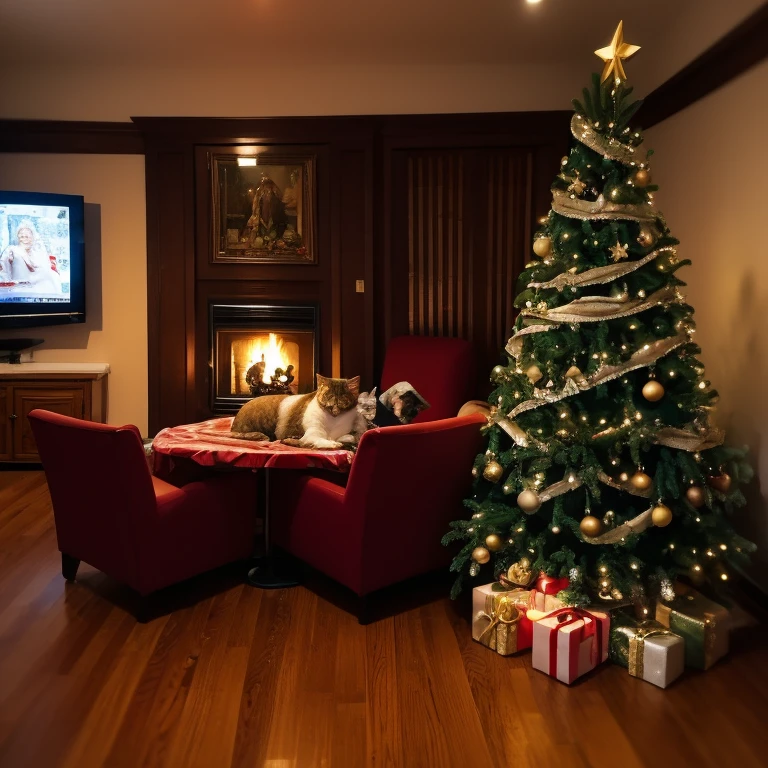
1,471 -> 767,768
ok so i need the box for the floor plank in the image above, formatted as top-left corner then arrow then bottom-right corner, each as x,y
0,470 -> 766,768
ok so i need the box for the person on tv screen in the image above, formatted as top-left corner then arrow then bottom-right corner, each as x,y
0,220 -> 62,295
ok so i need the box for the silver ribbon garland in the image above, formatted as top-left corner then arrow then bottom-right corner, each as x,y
551,189 -> 657,224
506,323 -> 558,359
571,114 -> 641,166
506,333 -> 687,420
528,247 -> 676,292
597,471 -> 653,498
655,426 -> 724,451
583,507 -> 654,545
519,285 -> 678,324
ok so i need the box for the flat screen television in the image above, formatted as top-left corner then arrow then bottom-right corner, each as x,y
0,190 -> 86,329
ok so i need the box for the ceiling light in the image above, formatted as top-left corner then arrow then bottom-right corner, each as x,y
237,157 -> 257,167
527,0 -> 543,3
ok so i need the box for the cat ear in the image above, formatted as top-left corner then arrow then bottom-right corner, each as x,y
346,375 -> 360,396
370,386 -> 377,397
316,373 -> 329,388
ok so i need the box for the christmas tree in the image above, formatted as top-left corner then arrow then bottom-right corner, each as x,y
444,22 -> 755,610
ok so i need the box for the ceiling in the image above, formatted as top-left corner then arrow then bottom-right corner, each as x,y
0,0 -> 764,110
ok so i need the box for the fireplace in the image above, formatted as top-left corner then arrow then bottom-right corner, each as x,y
210,303 -> 318,413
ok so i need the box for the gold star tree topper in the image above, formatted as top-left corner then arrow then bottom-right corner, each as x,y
595,21 -> 641,84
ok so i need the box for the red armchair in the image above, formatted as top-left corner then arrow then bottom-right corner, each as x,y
271,412 -> 485,599
380,334 -> 476,422
28,409 -> 257,600
271,335 -> 485,607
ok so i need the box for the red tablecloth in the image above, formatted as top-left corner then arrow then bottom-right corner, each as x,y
151,417 -> 353,473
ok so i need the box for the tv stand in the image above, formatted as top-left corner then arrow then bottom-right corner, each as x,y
0,363 -> 109,462
0,338 -> 45,364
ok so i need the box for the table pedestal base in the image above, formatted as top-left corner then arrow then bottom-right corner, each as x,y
247,558 -> 301,589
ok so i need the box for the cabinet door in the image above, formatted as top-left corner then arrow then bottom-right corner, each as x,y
0,386 -> 11,461
13,387 -> 86,460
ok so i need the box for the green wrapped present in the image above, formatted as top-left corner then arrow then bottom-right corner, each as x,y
655,584 -> 729,670
609,613 -> 685,688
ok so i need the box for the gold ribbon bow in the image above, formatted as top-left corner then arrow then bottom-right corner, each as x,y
621,622 -> 673,678
477,594 -> 523,655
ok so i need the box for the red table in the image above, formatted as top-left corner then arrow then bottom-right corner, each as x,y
151,416 -> 353,588
152,416 -> 354,474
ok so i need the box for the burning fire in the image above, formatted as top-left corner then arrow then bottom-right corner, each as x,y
247,333 -> 289,384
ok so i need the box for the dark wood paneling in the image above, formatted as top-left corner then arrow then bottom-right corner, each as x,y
338,149 -> 373,383
0,120 -> 143,154
146,151 -> 191,432
385,145 -> 546,395
142,114 -> 567,430
641,3 -> 768,129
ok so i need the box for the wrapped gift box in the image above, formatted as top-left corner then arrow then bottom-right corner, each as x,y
532,607 -> 610,684
609,614 -> 685,688
536,572 -> 570,596
529,589 -> 565,614
655,584 -> 729,670
472,584 -> 533,655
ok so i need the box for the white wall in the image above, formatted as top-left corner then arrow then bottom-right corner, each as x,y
0,155 -> 148,435
647,59 -> 768,589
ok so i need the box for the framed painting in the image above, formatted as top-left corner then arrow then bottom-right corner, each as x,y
211,151 -> 316,264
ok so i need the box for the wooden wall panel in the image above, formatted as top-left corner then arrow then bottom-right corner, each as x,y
406,153 -> 468,339
392,147 -> 534,392
146,150 -> 192,432
140,113 -> 566,431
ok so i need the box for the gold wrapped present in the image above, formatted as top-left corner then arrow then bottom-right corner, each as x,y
471,584 -> 532,655
655,584 -> 729,670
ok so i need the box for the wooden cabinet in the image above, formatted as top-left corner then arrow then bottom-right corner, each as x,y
0,364 -> 108,462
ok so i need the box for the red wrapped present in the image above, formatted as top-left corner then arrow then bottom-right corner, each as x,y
472,583 -> 534,655
532,607 -> 610,684
536,572 -> 570,595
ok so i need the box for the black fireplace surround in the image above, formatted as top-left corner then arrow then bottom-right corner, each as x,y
209,302 -> 318,413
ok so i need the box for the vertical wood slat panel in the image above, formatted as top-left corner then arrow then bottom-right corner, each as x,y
483,150 -> 534,364
407,153 -> 469,338
403,149 -> 530,359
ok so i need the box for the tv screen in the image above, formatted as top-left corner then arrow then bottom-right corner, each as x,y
0,190 -> 86,329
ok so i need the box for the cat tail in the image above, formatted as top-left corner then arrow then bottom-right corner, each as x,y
228,430 -> 272,441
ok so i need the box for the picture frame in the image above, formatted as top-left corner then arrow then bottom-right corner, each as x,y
211,151 -> 316,264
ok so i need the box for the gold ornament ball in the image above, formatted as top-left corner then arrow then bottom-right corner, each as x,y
685,486 -> 706,508
642,380 -> 665,402
492,365 -> 505,382
532,237 -> 552,258
565,365 -> 583,379
483,460 -> 504,483
485,534 -> 503,552
580,515 -> 604,537
633,168 -> 652,188
472,546 -> 491,564
630,471 -> 653,491
637,225 -> 655,247
526,364 -> 543,383
517,489 -> 541,514
708,473 -> 732,493
651,504 -> 673,527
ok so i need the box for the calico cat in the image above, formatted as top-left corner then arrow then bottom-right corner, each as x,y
231,374 -> 367,450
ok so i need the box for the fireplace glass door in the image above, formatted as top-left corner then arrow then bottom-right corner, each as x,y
210,304 -> 317,413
